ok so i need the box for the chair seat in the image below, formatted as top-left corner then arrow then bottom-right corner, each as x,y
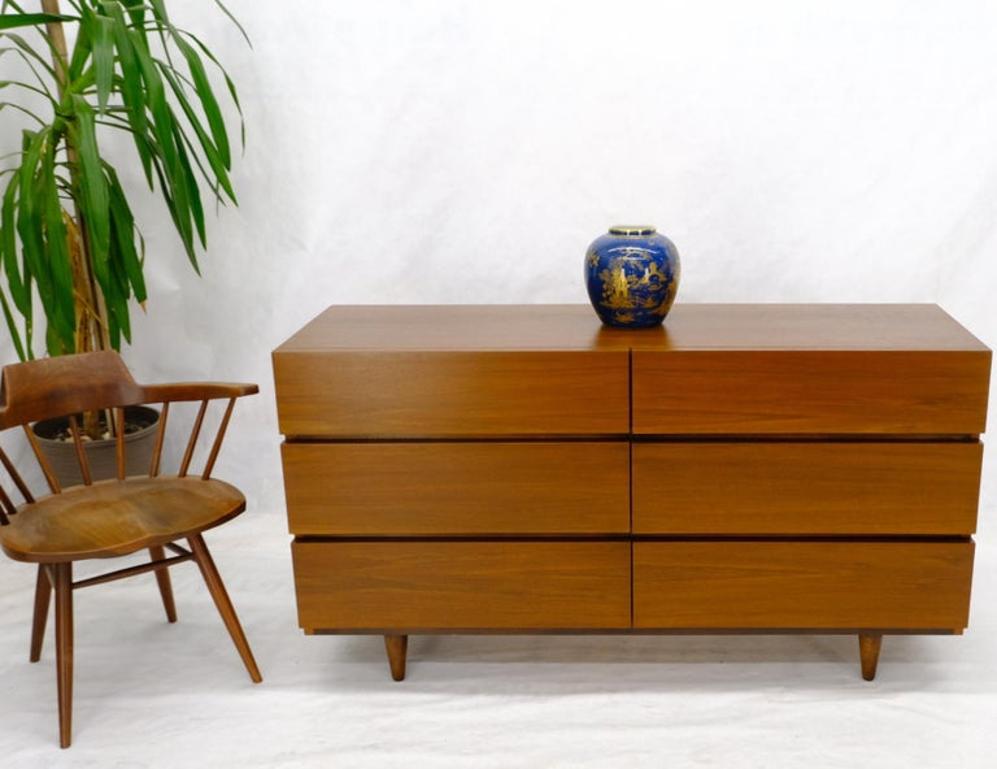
0,476 -> 246,563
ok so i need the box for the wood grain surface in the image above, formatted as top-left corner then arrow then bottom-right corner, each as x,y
632,350 -> 990,434
292,540 -> 631,630
283,441 -> 630,535
0,477 -> 247,563
633,540 -> 975,629
274,304 -> 988,353
633,441 -> 983,535
274,350 -> 629,437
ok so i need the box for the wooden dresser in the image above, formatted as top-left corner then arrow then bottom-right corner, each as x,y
273,304 -> 991,681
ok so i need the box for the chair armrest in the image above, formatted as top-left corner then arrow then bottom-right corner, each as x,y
140,382 -> 259,404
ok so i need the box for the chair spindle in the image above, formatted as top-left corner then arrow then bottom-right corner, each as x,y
0,485 -> 12,525
179,400 -> 209,478
0,446 -> 34,503
201,398 -> 236,480
0,483 -> 15,514
67,416 -> 93,486
149,402 -> 170,478
114,408 -> 126,481
23,425 -> 61,494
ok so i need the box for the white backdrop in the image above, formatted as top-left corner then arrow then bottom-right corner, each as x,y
2,1 -> 997,766
4,0 -> 996,510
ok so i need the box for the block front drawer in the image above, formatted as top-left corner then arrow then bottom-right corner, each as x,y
633,442 -> 983,535
274,350 -> 629,437
293,541 -> 631,630
632,350 -> 990,434
634,541 -> 974,629
283,441 -> 629,535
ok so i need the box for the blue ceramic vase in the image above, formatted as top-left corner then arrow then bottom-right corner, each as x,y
584,225 -> 681,328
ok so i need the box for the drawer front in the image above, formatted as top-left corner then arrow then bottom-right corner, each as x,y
293,541 -> 631,630
634,541 -> 974,629
283,441 -> 629,535
274,350 -> 629,437
632,350 -> 990,434
633,442 -> 983,535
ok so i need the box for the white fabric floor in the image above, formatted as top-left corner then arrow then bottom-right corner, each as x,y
2,507 -> 996,769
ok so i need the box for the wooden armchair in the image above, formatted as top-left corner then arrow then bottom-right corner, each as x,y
0,351 -> 262,748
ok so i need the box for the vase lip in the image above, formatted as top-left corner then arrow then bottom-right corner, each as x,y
608,225 -> 656,236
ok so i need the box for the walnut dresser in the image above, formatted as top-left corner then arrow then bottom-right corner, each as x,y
273,304 -> 991,682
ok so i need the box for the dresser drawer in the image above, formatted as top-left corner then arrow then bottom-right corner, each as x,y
283,441 -> 629,535
632,350 -> 990,434
633,541 -> 974,629
274,350 -> 629,437
292,541 -> 631,630
633,442 -> 982,535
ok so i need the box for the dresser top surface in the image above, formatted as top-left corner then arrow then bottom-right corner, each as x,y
275,304 -> 988,353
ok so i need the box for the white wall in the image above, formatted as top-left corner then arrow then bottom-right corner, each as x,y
3,0 -> 996,514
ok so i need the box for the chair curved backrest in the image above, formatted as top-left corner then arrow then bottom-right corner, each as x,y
0,351 -> 145,430
0,351 -> 258,525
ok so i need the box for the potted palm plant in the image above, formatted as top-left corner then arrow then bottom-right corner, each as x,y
0,0 -> 247,484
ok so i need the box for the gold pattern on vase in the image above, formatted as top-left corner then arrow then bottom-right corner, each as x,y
584,226 -> 681,328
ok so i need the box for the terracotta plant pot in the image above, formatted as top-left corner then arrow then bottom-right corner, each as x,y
31,405 -> 161,489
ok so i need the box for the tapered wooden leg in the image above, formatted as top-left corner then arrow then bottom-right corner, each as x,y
54,563 -> 73,749
384,635 -> 408,681
30,565 -> 52,662
859,633 -> 882,681
187,534 -> 262,683
149,546 -> 178,623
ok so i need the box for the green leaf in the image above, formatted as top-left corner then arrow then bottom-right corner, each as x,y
1,172 -> 29,314
148,0 -> 170,23
105,164 -> 146,303
16,129 -> 52,310
67,11 -> 92,81
68,96 -> 111,277
0,78 -> 58,104
91,13 -> 115,112
0,33 -> 56,79
0,99 -> 47,125
212,0 -> 251,48
174,117 -> 225,206
103,231 -> 129,348
40,139 -> 75,349
129,28 -> 178,172
104,2 -> 152,185
174,36 -> 229,167
0,287 -> 26,361
45,319 -> 64,356
129,30 -> 196,261
173,123 -> 205,250
121,0 -> 146,44
22,261 -> 33,359
160,63 -> 235,203
177,29 -> 245,151
0,12 -> 74,31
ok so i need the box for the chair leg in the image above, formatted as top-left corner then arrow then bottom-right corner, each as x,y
54,563 -> 74,749
187,534 -> 262,683
149,546 -> 178,623
30,565 -> 52,662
